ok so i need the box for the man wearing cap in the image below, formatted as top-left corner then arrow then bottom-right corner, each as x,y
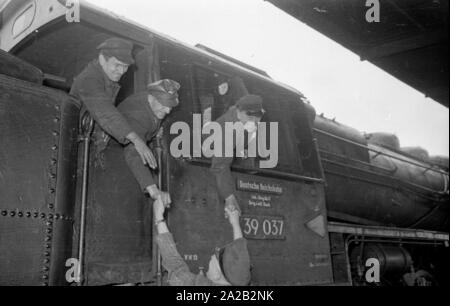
70,37 -> 157,169
153,193 -> 251,286
210,95 -> 265,214
117,79 -> 181,204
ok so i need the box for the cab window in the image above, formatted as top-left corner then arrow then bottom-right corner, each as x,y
192,65 -> 307,176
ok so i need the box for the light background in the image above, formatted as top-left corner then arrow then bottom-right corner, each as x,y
4,0 -> 449,156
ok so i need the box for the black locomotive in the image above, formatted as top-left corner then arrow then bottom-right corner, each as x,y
0,0 -> 448,286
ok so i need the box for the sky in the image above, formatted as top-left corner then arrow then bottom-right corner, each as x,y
12,0 -> 450,156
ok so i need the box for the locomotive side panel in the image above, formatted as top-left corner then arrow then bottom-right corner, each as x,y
79,142 -> 154,286
0,73 -> 78,286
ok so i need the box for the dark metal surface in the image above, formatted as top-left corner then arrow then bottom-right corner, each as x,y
79,142 -> 153,286
267,0 -> 449,107
49,94 -> 80,286
0,73 -> 78,286
0,49 -> 43,84
314,116 -> 449,231
168,162 -> 333,285
350,244 -> 413,277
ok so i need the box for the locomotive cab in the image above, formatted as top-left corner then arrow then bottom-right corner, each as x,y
1,0 -> 333,286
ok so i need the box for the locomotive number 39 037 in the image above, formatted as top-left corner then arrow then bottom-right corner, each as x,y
242,215 -> 285,240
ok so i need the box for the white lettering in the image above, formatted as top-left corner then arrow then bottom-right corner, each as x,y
170,122 -> 191,158
169,115 -> 279,168
65,258 -> 80,283
365,258 -> 380,283
65,0 -> 80,23
366,0 -> 380,23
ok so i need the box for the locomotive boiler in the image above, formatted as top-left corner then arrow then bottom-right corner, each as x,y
313,113 -> 449,231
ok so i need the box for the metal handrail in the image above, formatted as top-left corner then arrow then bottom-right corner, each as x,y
77,113 -> 94,286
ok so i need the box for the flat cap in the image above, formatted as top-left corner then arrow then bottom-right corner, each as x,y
147,79 -> 181,108
97,37 -> 135,65
218,238 -> 251,286
236,94 -> 265,117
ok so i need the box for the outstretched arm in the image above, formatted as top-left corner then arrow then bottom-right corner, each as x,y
76,75 -> 133,144
211,156 -> 242,214
154,198 -> 169,235
126,132 -> 158,169
153,199 -> 195,284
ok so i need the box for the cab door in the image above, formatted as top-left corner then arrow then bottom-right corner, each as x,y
166,63 -> 333,285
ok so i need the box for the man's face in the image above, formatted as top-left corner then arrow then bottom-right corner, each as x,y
236,110 -> 262,133
99,55 -> 129,82
149,96 -> 172,120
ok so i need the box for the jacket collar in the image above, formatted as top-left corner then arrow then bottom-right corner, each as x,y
90,59 -> 121,90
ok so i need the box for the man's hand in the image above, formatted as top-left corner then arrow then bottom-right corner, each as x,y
225,206 -> 243,240
225,206 -> 240,227
225,194 -> 241,217
133,137 -> 157,169
153,197 -> 166,222
127,132 -> 157,169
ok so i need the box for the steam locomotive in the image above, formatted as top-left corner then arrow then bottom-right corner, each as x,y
1,0 -> 448,286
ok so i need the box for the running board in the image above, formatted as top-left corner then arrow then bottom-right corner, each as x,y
328,222 -> 449,245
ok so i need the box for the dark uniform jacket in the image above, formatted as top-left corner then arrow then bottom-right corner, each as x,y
70,60 -> 133,150
210,106 -> 240,201
117,91 -> 162,191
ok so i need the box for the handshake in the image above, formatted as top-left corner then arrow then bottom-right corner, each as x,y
151,188 -> 241,227
147,184 -> 172,208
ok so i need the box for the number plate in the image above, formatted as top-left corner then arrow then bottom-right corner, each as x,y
241,215 -> 286,240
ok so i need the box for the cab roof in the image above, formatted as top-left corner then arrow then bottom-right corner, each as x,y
267,0 -> 449,107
